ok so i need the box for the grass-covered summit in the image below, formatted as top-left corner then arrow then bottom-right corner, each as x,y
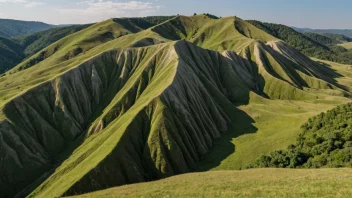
1,14 -> 352,197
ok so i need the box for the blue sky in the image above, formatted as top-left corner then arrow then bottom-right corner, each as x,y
0,0 -> 351,29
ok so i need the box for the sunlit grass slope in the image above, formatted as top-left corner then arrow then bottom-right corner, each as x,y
1,14 -> 352,197
338,42 -> 352,49
71,168 -> 352,198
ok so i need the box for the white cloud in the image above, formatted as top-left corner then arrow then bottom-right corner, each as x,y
0,0 -> 45,8
59,0 -> 161,24
24,1 -> 45,7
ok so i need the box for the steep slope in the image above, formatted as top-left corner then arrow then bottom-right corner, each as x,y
0,37 -> 24,73
1,15 -> 352,198
248,20 -> 352,65
14,24 -> 91,57
0,16 -> 175,74
0,25 -> 91,74
138,15 -> 344,100
150,15 -> 277,51
0,40 -> 252,197
0,19 -> 54,38
9,17 -> 172,73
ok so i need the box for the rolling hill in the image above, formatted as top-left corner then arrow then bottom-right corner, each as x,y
294,27 -> 352,39
0,24 -> 91,73
0,16 -> 175,74
0,37 -> 24,73
249,102 -> 352,168
247,20 -> 352,65
0,19 -> 54,38
320,33 -> 352,43
303,32 -> 343,46
1,14 -> 352,197
71,169 -> 352,198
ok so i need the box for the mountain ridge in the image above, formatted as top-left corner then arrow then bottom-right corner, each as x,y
0,14 -> 352,197
0,18 -> 55,38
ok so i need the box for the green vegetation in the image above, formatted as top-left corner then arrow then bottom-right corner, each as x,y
14,24 -> 91,57
0,24 -> 91,73
0,16 -> 174,74
0,37 -> 24,73
1,15 -> 352,197
125,16 -> 175,29
302,32 -> 352,46
303,32 -> 341,46
321,33 -> 352,43
71,169 -> 352,198
249,103 -> 352,168
0,19 -> 54,38
247,20 -> 352,65
295,27 -> 352,39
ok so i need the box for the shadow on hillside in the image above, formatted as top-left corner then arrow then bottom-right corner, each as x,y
315,61 -> 350,92
197,106 -> 257,171
194,58 -> 259,171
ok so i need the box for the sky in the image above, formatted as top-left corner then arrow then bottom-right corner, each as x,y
0,0 -> 351,29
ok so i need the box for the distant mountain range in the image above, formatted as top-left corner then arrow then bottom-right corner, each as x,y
0,19 -> 54,38
293,27 -> 352,39
0,18 -> 74,38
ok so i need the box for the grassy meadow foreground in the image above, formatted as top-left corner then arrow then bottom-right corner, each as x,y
72,168 -> 352,198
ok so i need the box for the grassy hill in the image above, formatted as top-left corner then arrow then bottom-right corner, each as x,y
1,14 -> 352,197
0,16 -> 174,74
249,102 -> 352,168
247,20 -> 352,65
0,25 -> 91,73
71,169 -> 352,198
339,42 -> 352,49
14,24 -> 91,57
0,19 -> 54,38
0,37 -> 24,72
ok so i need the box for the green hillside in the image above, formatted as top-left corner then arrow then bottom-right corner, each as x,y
247,20 -> 352,65
0,25 -> 91,73
249,102 -> 352,168
1,14 -> 352,197
0,19 -> 54,38
14,24 -> 91,57
321,33 -> 352,43
303,32 -> 341,46
0,37 -> 24,73
71,169 -> 352,198
0,16 -> 174,74
295,28 -> 352,39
